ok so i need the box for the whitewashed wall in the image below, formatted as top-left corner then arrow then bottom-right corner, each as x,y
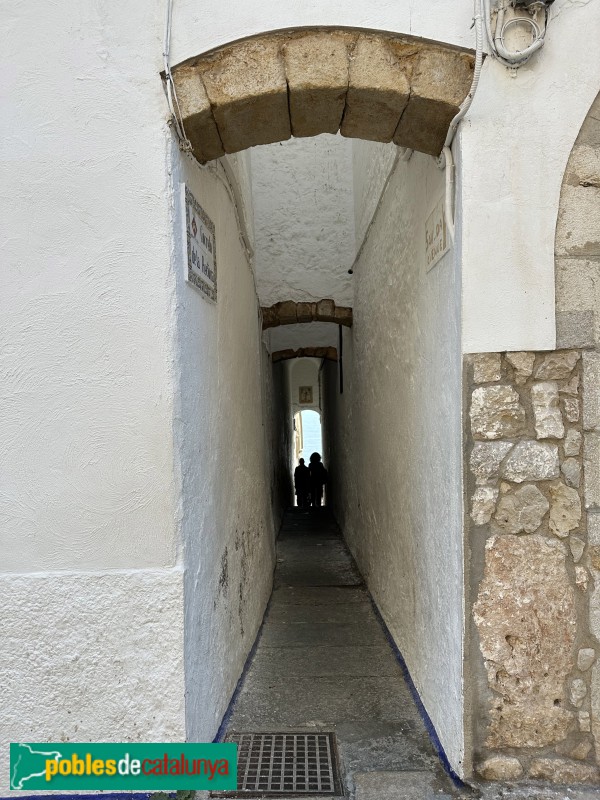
324,140 -> 465,773
0,0 -> 184,792
171,0 -> 600,355
251,135 -> 355,310
171,148 -> 281,740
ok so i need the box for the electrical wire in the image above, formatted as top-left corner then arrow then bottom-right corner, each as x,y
163,0 -> 192,150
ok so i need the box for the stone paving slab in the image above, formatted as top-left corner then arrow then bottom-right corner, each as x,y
268,600 -> 374,624
247,644 -> 401,677
259,620 -> 388,648
272,586 -> 370,604
353,770 -> 456,799
230,676 -> 418,728
336,720 -> 441,774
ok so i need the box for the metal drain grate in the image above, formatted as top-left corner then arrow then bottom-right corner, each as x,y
216,732 -> 342,797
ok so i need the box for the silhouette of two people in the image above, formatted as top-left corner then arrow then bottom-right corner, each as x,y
294,452 -> 328,508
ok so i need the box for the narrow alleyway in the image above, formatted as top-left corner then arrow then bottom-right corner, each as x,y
218,509 -> 460,799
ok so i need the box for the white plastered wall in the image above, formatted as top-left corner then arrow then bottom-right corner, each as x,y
324,141 -> 465,773
460,0 -> 600,353
0,0 -> 185,792
170,148 -> 283,740
251,135 -> 355,309
170,0 -> 600,355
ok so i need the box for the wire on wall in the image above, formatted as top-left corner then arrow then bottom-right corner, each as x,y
163,0 -> 192,151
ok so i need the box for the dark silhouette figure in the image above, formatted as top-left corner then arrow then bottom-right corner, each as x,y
294,458 -> 311,508
309,452 -> 328,507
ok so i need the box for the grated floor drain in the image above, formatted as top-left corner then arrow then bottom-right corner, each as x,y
213,732 -> 343,797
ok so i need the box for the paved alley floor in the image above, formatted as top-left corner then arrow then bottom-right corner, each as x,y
220,508 -> 459,799
214,509 -> 600,799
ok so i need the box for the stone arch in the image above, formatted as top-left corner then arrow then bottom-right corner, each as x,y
272,347 -> 337,363
555,90 -> 600,350
171,28 -> 475,162
261,300 -> 352,330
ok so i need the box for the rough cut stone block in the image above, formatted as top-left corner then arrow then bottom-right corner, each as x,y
535,350 -> 580,380
570,740 -> 593,760
584,433 -> 600,509
563,397 -> 580,423
341,35 -> 411,142
471,487 -> 499,526
283,32 -> 353,137
570,536 -> 585,563
476,756 -> 523,781
561,457 -> 581,489
171,65 -> 225,162
532,381 -> 565,440
494,484 -> 549,534
578,648 -> 596,671
393,48 -> 473,156
549,481 -> 582,538
529,758 -> 599,784
473,534 -> 576,748
200,38 -> 291,153
470,442 -> 513,485
473,353 -> 502,383
506,351 -> 535,383
583,351 -> 600,431
571,677 -> 587,707
501,441 -> 560,483
470,386 -> 526,440
580,711 -> 592,732
564,429 -> 582,457
561,374 -> 580,397
575,565 -> 589,590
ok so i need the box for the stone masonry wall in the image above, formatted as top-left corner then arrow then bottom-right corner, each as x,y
467,350 -> 600,784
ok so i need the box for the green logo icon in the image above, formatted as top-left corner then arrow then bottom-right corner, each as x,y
10,742 -> 237,791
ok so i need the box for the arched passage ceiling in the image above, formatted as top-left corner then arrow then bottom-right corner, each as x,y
172,28 -> 475,161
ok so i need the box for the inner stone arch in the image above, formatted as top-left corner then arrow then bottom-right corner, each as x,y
170,27 -> 475,162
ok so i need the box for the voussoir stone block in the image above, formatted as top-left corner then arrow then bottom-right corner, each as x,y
316,299 -> 337,324
275,300 -> 298,325
341,35 -> 412,143
199,37 -> 291,153
283,32 -> 354,137
393,48 -> 474,156
501,441 -> 560,483
470,386 -> 526,440
171,65 -> 225,162
296,302 -> 315,324
474,534 -> 576,749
